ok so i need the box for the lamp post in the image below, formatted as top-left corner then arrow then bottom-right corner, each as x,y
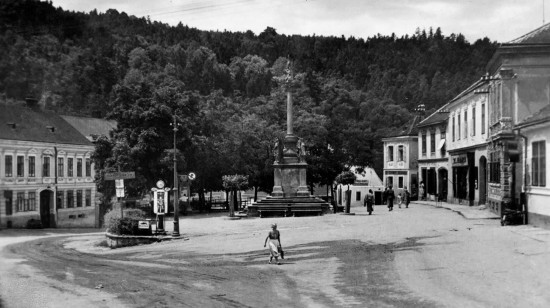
171,114 -> 180,237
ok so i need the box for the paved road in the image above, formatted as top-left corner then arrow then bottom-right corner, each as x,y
1,202 -> 550,307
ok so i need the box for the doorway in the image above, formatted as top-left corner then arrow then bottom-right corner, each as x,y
40,190 -> 52,228
479,156 -> 487,205
438,168 -> 448,202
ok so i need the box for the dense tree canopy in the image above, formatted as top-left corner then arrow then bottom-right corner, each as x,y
0,0 -> 498,200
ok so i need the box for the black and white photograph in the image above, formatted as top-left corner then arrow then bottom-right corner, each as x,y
1,0 -> 550,307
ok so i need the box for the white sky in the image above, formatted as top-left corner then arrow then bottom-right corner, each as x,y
49,0 -> 548,43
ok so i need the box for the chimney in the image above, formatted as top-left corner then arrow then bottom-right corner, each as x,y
415,104 -> 426,121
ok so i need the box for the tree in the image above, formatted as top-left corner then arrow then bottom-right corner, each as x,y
335,171 -> 356,214
222,174 -> 249,217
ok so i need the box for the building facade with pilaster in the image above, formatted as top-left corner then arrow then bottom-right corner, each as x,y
485,24 -> 550,216
0,103 -> 98,228
445,80 -> 490,206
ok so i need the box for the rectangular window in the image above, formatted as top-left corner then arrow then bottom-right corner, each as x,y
422,134 -> 427,155
68,158 -> 73,177
458,114 -> 461,140
28,192 -> 36,211
489,152 -> 501,184
398,145 -> 404,161
430,131 -> 436,154
5,191 -> 13,216
29,156 -> 35,177
5,155 -> 12,177
481,103 -> 486,134
77,158 -> 82,177
440,130 -> 446,157
472,106 -> 476,136
85,159 -> 91,177
464,110 -> 468,138
85,189 -> 92,207
388,146 -> 394,161
452,117 -> 456,142
17,192 -> 25,212
532,141 -> 546,187
58,158 -> 64,178
76,190 -> 83,207
398,176 -> 404,189
17,156 -> 24,177
67,190 -> 74,208
386,176 -> 394,187
356,191 -> 361,201
43,157 -> 50,177
57,190 -> 64,209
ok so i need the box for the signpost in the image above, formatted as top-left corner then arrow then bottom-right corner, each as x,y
104,171 -> 135,218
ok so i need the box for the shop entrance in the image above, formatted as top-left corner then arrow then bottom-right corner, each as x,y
453,166 -> 468,201
438,168 -> 448,202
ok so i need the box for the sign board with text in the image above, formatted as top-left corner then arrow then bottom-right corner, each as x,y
105,171 -> 135,181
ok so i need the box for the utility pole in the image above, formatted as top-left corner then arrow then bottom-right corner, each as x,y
172,114 -> 180,237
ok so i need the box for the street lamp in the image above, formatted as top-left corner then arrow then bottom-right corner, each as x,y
171,114 -> 180,237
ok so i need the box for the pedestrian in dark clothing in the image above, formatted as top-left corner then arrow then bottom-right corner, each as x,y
364,189 -> 374,215
383,187 -> 388,205
387,185 -> 395,211
404,186 -> 411,208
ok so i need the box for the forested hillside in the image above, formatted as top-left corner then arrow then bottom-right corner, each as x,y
0,0 -> 497,198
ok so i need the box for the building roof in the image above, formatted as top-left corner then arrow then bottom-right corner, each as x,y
383,114 -> 422,138
417,110 -> 449,128
507,23 -> 550,45
0,104 -> 92,145
516,104 -> 550,128
61,115 -> 117,141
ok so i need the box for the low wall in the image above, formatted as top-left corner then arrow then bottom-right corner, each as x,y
105,232 -> 181,249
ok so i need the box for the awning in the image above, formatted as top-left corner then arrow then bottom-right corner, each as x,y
437,139 -> 446,150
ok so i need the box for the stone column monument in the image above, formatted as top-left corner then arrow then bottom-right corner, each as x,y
271,63 -> 310,198
248,61 -> 329,217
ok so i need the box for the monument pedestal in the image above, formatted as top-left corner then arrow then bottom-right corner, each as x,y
273,159 -> 310,198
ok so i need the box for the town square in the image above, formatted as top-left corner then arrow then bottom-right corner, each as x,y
1,0 -> 550,307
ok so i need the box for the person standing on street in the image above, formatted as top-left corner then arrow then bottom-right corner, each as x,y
387,185 -> 396,211
404,186 -> 411,208
397,193 -> 403,208
264,223 -> 282,265
364,189 -> 374,215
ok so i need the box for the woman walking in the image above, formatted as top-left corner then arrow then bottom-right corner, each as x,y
264,223 -> 282,265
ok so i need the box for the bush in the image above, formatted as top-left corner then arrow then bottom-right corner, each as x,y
106,217 -> 139,235
104,208 -> 146,235
26,218 -> 43,229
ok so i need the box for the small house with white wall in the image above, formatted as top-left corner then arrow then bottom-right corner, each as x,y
335,166 -> 384,207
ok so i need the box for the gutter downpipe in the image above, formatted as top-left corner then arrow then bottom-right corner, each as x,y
54,146 -> 58,227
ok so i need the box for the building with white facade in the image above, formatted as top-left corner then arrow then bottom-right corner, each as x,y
515,99 -> 550,227
485,24 -> 550,216
416,108 -> 450,202
445,80 -> 490,206
0,102 -> 98,228
336,166 -> 384,207
382,116 -> 421,199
